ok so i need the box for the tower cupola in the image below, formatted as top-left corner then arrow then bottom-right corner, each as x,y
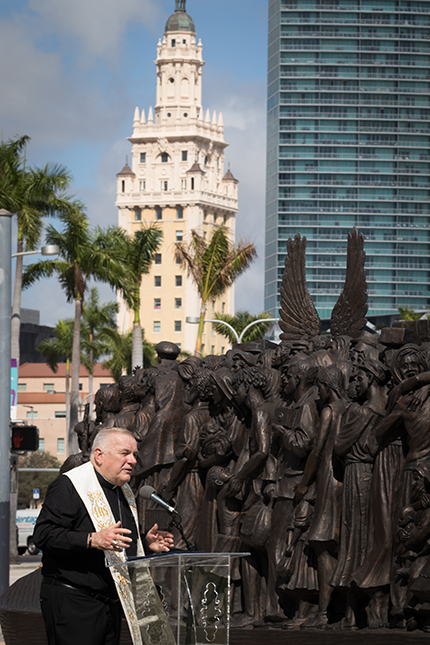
165,1 -> 195,34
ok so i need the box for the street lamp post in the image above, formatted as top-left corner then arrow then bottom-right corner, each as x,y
0,210 -> 13,594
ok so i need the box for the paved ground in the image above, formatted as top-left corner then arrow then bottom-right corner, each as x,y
0,554 -> 42,644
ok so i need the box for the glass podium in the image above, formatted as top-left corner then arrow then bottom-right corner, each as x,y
111,552 -> 249,645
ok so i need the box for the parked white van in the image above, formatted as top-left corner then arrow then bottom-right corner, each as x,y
16,509 -> 40,555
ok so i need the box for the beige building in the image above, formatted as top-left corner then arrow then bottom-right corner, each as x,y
17,363 -> 114,461
116,1 -> 239,355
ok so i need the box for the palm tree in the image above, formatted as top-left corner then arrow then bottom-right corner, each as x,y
22,207 -> 132,454
37,319 -> 77,448
211,310 -> 273,344
102,327 -> 157,381
398,305 -> 425,321
118,226 -> 163,370
0,135 -> 73,367
81,287 -> 118,418
175,225 -> 257,356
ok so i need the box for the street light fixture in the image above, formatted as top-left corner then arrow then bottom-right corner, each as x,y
11,244 -> 60,259
185,316 -> 279,346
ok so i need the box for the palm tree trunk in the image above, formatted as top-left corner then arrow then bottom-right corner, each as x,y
11,240 -> 24,367
88,345 -> 94,422
69,297 -> 82,455
132,323 -> 143,371
194,303 -> 207,358
65,358 -> 70,451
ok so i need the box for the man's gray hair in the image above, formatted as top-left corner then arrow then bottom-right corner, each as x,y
90,427 -> 136,456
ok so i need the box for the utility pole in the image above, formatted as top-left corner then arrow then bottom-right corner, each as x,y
0,210 -> 13,594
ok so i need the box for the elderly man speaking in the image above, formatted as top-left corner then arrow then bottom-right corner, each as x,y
34,427 -> 175,645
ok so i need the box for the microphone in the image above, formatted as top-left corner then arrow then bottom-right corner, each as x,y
139,485 -> 179,515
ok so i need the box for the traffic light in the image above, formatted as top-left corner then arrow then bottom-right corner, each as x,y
11,424 -> 39,452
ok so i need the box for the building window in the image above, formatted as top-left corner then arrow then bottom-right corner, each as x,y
161,152 -> 169,163
175,275 -> 182,287
182,151 -> 188,162
154,298 -> 161,309
203,210 -> 207,221
191,177 -> 194,190
174,321 -> 182,332
155,207 -> 162,220
211,346 -> 215,354
79,383 -> 83,391
139,180 -> 146,192
176,206 -> 183,219
181,179 -> 187,190
154,253 -> 162,265
175,298 -> 182,309
161,180 -> 168,191
17,383 -> 26,392
176,230 -> 183,241
212,300 -> 215,313
221,346 -> 225,354
154,321 -> 161,333
121,180 -> 125,193
140,152 -> 146,163
205,156 -> 208,165
43,383 -> 55,392
38,438 -> 45,452
175,253 -> 182,265
222,302 -> 225,314
171,40 -> 175,47
134,208 -> 141,222
26,410 -> 38,419
55,411 -> 66,418
223,214 -> 227,224
57,438 -> 65,454
154,276 -> 161,287
213,213 -> 217,223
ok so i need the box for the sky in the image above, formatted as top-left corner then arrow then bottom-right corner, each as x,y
2,0 -> 268,327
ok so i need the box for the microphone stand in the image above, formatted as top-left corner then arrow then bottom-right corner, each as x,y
168,512 -> 195,551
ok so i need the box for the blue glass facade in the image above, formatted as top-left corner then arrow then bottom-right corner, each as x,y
265,0 -> 430,321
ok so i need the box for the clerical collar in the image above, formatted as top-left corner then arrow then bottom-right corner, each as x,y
94,467 -> 118,490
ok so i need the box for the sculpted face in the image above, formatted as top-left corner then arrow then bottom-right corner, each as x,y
93,433 -> 138,486
399,354 -> 421,380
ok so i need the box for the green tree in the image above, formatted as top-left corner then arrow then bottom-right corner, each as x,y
175,225 -> 257,356
0,135 -> 73,367
37,319 -> 76,444
398,305 -> 424,321
118,226 -> 163,370
22,208 -> 131,454
18,451 -> 61,508
212,310 -> 273,344
102,328 -> 157,381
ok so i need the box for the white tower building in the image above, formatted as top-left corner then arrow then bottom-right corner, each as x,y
116,0 -> 239,355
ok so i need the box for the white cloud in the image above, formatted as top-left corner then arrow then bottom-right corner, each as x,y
203,75 -> 267,314
27,0 -> 161,60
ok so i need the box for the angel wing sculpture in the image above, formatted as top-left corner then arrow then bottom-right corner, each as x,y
278,228 -> 368,341
279,233 -> 321,341
330,228 -> 368,339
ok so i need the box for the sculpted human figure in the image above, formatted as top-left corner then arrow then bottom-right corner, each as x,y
331,360 -> 388,628
159,358 -> 210,549
265,360 -> 319,623
374,344 -> 430,622
295,365 -> 348,628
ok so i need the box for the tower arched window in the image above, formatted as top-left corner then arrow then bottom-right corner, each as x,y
161,152 -> 169,163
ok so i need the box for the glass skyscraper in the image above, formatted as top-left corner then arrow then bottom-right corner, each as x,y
265,0 -> 430,322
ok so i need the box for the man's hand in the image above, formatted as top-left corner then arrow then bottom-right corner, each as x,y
146,523 -> 174,553
91,521 -> 132,551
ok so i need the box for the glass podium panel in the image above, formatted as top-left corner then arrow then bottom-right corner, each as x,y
111,552 -> 249,645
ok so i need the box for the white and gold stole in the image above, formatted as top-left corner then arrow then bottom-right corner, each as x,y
65,462 -> 175,645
